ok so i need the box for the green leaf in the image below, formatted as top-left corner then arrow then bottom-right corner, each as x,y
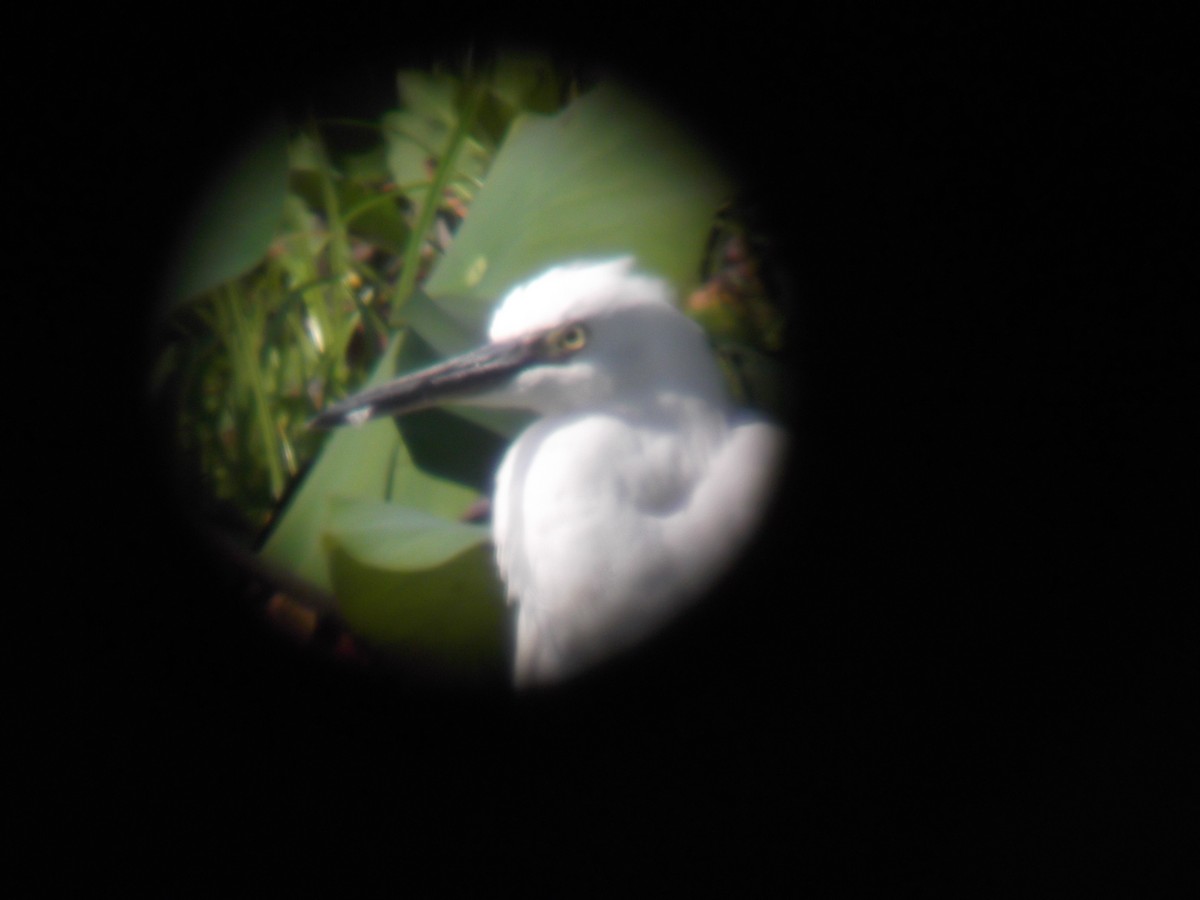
388,325 -> 525,481
419,81 -> 734,343
258,333 -> 483,599
257,410 -> 400,600
486,54 -> 567,114
325,499 -> 489,570
162,117 -> 291,312
289,168 -> 411,255
383,71 -> 467,188
395,407 -> 511,494
327,534 -> 505,675
386,411 -> 484,518
339,143 -> 391,182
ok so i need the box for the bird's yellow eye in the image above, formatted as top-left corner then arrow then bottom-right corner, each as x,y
546,324 -> 588,357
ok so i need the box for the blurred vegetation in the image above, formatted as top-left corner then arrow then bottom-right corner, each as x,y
150,54 -> 785,671
154,58 -> 573,533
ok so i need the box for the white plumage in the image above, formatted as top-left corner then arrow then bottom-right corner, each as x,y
314,257 -> 786,686
484,259 -> 783,684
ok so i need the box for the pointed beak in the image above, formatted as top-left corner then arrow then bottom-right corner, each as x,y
310,336 -> 541,430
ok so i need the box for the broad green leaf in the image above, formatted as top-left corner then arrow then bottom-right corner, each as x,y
258,333 -> 482,599
258,412 -> 399,601
328,539 -> 505,674
386,409 -> 484,517
395,287 -> 480,356
420,82 -> 734,340
325,499 -> 489,570
395,407 -> 511,494
162,117 -> 291,312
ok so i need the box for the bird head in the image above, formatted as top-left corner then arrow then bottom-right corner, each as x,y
311,257 -> 728,427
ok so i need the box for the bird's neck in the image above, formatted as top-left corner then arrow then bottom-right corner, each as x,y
595,389 -> 733,458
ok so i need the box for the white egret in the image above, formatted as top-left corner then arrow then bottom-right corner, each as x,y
312,257 -> 786,686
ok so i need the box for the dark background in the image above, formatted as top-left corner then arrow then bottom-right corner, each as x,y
25,5 -> 1192,891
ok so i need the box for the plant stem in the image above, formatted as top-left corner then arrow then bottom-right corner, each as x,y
226,283 -> 285,499
393,84 -> 486,313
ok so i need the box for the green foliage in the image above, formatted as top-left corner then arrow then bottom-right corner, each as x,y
163,118 -> 292,309
324,500 -> 503,672
328,541 -> 505,676
419,82 -> 733,341
153,55 -> 784,672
